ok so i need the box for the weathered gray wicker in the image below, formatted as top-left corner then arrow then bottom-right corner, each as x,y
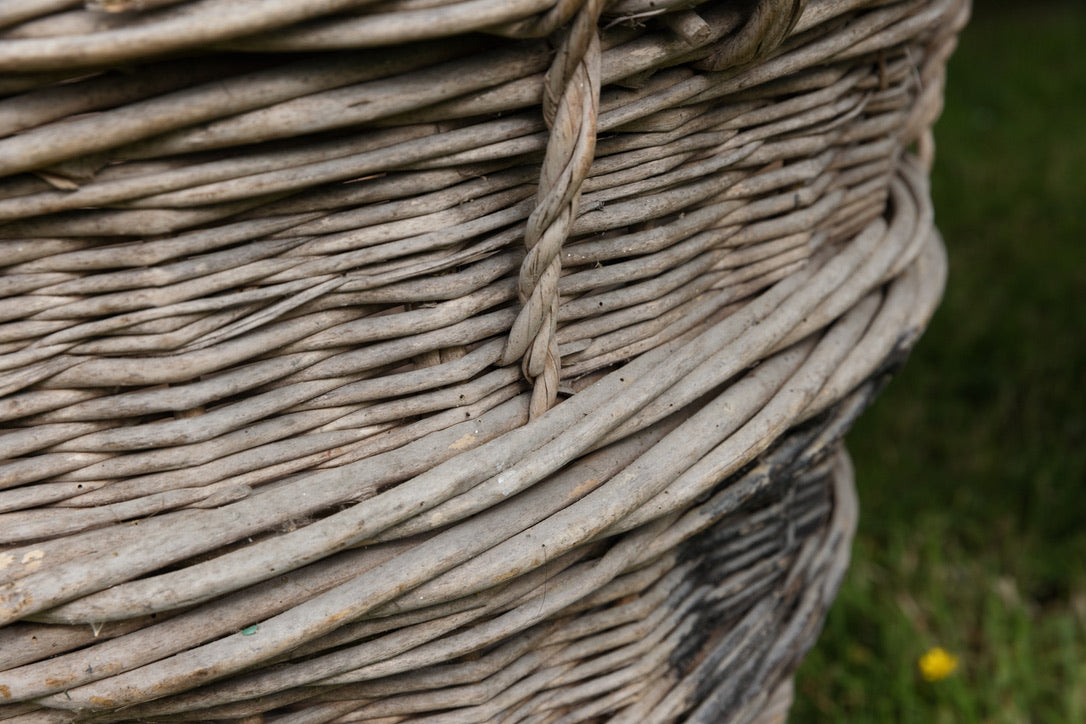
0,0 -> 966,721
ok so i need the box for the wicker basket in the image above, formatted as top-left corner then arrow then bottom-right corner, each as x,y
0,0 -> 967,721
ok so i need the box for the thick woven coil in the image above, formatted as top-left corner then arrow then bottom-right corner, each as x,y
0,0 -> 967,721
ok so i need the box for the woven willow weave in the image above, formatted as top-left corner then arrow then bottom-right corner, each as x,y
0,0 -> 966,721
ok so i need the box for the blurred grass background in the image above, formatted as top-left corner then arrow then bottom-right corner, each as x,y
791,0 -> 1086,720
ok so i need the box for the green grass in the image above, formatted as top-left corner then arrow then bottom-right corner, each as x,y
791,2 -> 1086,721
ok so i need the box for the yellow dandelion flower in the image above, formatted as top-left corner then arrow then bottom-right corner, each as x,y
918,646 -> 959,682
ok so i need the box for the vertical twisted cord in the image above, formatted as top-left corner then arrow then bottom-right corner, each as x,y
501,0 -> 603,419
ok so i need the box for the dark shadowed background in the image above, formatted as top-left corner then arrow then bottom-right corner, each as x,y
791,0 -> 1086,720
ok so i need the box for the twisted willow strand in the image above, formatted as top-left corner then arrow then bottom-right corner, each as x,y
501,0 -> 604,417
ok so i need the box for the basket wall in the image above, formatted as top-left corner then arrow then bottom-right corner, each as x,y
0,0 -> 966,721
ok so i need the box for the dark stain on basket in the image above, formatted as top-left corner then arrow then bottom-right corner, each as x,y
663,393 -> 869,706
